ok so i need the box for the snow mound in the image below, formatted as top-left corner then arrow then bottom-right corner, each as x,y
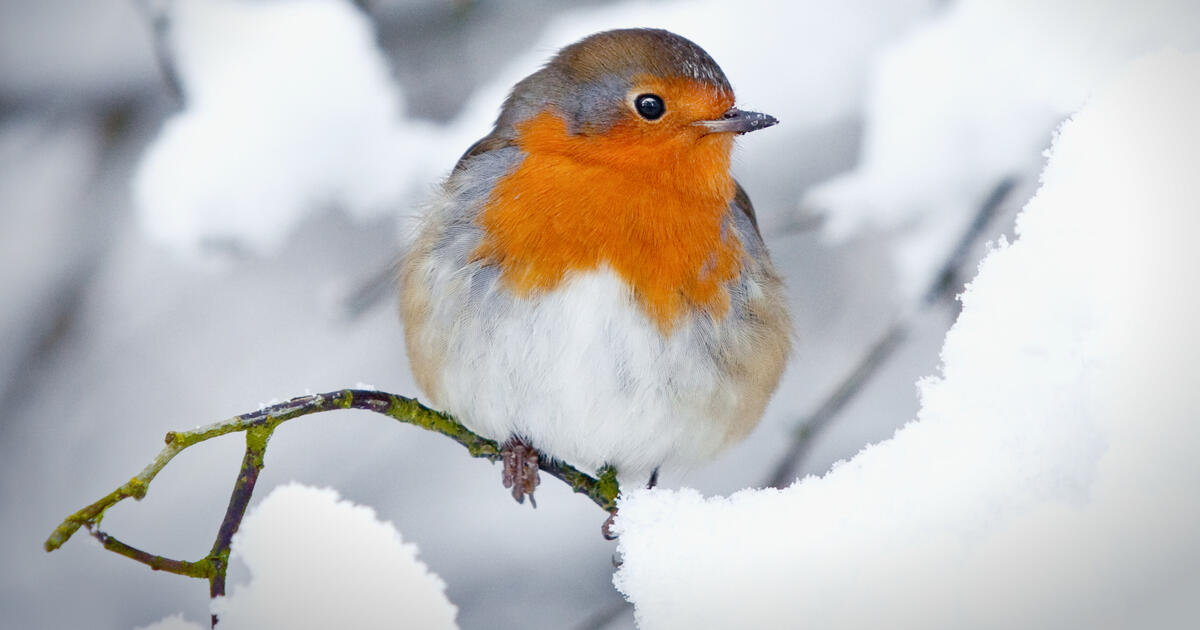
804,0 -> 1200,297
142,482 -> 458,629
614,51 -> 1200,629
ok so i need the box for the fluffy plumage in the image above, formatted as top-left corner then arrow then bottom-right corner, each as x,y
399,29 -> 791,486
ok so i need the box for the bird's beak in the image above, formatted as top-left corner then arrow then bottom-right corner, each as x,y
695,107 -> 779,135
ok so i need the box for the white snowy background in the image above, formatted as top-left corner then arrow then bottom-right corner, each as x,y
2,0 -> 1197,628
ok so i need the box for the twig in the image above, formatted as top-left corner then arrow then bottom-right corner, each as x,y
767,177 -> 1018,487
341,259 -> 400,320
765,322 -> 907,487
921,178 -> 1018,308
45,390 -> 619,626
132,0 -> 183,101
575,598 -> 633,630
205,426 -> 271,625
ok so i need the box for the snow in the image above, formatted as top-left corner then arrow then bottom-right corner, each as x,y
804,0 -> 1200,298
141,483 -> 458,629
132,0 -> 443,262
613,51 -> 1200,629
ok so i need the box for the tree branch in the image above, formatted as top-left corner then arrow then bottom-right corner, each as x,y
89,528 -> 211,577
765,321 -> 908,488
767,177 -> 1019,486
205,426 -> 270,625
45,389 -> 620,624
131,0 -> 183,101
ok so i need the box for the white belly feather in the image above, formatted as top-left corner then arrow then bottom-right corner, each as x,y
434,269 -> 741,484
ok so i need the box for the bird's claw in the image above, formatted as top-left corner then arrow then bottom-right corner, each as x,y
501,438 -> 540,507
601,511 -> 618,540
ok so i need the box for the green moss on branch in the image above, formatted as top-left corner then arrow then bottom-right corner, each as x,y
45,389 -> 621,591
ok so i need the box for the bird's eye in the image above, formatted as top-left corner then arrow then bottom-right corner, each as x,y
635,94 -> 665,120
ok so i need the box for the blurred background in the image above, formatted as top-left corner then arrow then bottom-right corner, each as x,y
2,1 -> 1195,628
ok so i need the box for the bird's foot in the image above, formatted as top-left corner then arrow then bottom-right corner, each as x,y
501,437 -> 540,507
601,511 -> 619,540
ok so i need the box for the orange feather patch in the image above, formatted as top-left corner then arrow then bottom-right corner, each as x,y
473,79 -> 743,334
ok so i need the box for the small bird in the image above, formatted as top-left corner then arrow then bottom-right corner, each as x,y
400,28 -> 790,506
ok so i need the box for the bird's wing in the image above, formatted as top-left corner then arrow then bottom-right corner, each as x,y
452,133 -> 516,174
730,179 -> 766,254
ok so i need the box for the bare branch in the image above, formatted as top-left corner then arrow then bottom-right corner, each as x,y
767,177 -> 1019,486
45,389 -> 620,625
765,321 -> 908,488
131,0 -> 183,101
89,528 -> 212,578
207,427 -> 270,618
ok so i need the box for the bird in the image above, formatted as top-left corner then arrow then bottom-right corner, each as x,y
399,28 -> 791,508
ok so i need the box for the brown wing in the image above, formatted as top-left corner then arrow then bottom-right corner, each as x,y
451,132 -> 516,174
732,179 -> 763,242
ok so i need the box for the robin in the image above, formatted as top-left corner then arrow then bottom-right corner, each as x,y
400,28 -> 791,508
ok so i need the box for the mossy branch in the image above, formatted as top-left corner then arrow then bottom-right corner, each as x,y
44,389 -> 620,623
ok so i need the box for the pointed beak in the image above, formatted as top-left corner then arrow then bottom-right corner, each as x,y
695,107 -> 779,135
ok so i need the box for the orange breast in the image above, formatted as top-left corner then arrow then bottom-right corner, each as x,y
472,110 -> 743,334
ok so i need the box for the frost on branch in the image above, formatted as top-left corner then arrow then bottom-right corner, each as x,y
613,52 -> 1200,629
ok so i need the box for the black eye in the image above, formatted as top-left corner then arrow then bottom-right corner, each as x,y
635,93 -> 665,120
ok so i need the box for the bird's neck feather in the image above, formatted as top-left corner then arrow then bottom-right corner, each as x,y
473,111 -> 743,334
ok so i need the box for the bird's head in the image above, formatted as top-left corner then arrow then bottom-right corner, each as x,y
490,28 -> 776,177
468,29 -> 773,329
